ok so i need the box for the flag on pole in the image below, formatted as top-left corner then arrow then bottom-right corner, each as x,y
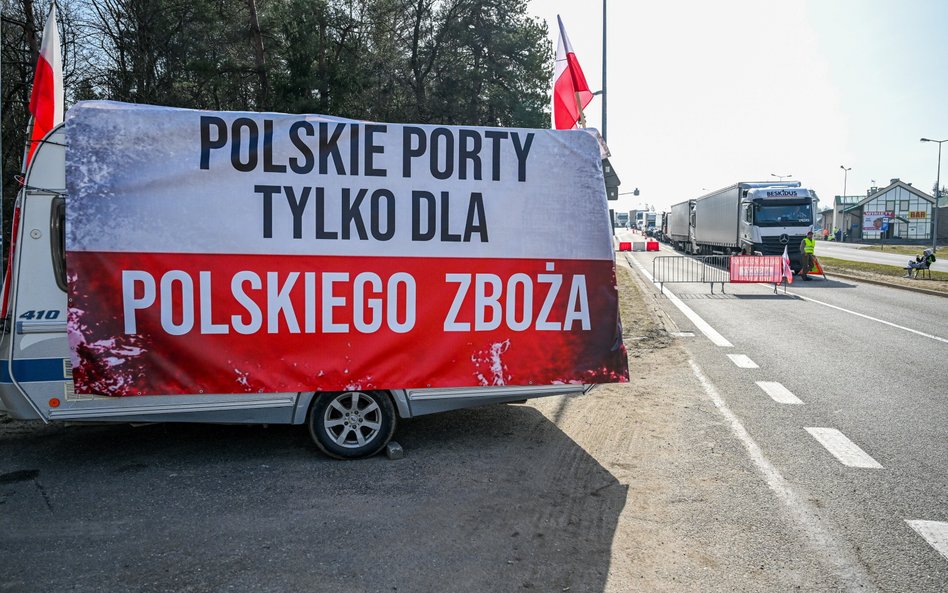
552,15 -> 594,130
781,246 -> 794,284
25,5 -> 64,169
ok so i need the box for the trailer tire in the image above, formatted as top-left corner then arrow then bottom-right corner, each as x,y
308,390 -> 396,459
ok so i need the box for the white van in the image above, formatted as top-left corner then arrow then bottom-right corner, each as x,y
0,125 -> 593,459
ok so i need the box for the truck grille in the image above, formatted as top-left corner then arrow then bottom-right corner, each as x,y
759,235 -> 805,256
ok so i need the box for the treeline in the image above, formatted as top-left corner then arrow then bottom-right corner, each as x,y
0,0 -> 553,244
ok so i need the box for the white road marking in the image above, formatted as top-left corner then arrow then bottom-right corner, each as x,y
689,361 -> 880,591
627,256 -> 734,347
786,291 -> 948,345
756,381 -> 804,404
804,427 -> 883,469
906,520 -> 948,562
727,354 -> 759,368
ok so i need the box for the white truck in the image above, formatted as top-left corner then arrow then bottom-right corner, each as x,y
0,124 -> 598,459
679,181 -> 816,270
634,211 -> 656,232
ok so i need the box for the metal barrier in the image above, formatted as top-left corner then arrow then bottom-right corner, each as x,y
650,255 -> 789,294
652,255 -> 731,294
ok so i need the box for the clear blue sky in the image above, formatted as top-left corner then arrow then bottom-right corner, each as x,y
528,0 -> 948,214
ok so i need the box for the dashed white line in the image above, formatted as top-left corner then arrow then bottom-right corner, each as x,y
727,354 -> 759,368
804,427 -> 883,469
689,361 -> 880,591
756,381 -> 804,404
906,520 -> 948,562
627,256 -> 734,347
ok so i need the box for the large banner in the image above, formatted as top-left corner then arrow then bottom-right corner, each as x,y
863,211 -> 892,231
65,102 -> 628,396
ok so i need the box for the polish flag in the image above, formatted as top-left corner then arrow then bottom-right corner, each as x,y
25,5 -> 64,169
781,246 -> 794,284
552,15 -> 593,130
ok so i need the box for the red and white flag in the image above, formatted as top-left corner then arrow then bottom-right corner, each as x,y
25,5 -> 64,169
781,246 -> 794,284
552,15 -> 593,130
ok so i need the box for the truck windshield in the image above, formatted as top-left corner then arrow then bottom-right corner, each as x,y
755,203 -> 812,226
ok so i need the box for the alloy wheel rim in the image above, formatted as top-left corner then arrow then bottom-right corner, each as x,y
323,392 -> 383,449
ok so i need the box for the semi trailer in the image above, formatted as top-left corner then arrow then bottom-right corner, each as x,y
667,200 -> 694,250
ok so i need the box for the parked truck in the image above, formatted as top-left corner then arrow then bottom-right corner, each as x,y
667,200 -> 694,250
658,212 -> 670,242
651,212 -> 666,240
634,211 -> 656,232
690,181 -> 815,268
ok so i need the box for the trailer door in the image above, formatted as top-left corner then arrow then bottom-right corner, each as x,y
1,127 -> 70,419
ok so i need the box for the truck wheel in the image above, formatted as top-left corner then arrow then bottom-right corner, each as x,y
308,390 -> 396,459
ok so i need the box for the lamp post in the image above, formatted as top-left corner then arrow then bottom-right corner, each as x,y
836,166 -> 851,241
771,173 -> 792,181
920,138 -> 945,252
601,0 -> 607,143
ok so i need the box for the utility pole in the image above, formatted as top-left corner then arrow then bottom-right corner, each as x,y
601,0 -> 607,143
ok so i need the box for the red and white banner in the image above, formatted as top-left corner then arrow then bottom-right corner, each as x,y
65,102 -> 628,396
26,5 -> 64,169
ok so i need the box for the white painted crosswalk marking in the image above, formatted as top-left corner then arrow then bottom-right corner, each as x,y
755,381 -> 803,404
727,354 -> 758,369
906,520 -> 948,562
804,427 -> 883,469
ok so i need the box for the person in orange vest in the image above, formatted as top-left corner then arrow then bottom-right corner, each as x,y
798,231 -> 816,281
822,227 -> 829,241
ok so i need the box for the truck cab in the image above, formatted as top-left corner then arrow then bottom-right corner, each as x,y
739,187 -> 817,268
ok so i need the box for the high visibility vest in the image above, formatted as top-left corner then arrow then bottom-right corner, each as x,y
803,238 -> 815,254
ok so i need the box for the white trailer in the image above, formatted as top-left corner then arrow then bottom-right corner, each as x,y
0,125 -> 594,459
667,200 -> 694,250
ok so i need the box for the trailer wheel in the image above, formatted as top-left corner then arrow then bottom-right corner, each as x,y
308,391 -> 396,459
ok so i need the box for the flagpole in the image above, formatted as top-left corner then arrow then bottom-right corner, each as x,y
574,91 -> 587,128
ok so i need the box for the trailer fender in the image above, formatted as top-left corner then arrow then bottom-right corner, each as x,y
293,389 -> 410,424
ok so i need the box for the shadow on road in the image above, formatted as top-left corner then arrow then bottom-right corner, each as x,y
0,404 -> 625,593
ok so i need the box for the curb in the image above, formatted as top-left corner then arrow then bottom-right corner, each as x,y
823,270 -> 948,299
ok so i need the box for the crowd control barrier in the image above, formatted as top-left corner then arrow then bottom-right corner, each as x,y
651,255 -> 787,295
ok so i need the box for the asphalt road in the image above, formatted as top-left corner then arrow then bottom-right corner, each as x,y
2,229 -> 944,592
619,230 -> 948,593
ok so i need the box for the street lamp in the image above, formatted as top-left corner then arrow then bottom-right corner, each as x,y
920,138 -> 945,252
601,0 -> 607,143
835,166 -> 851,242
771,173 -> 792,181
